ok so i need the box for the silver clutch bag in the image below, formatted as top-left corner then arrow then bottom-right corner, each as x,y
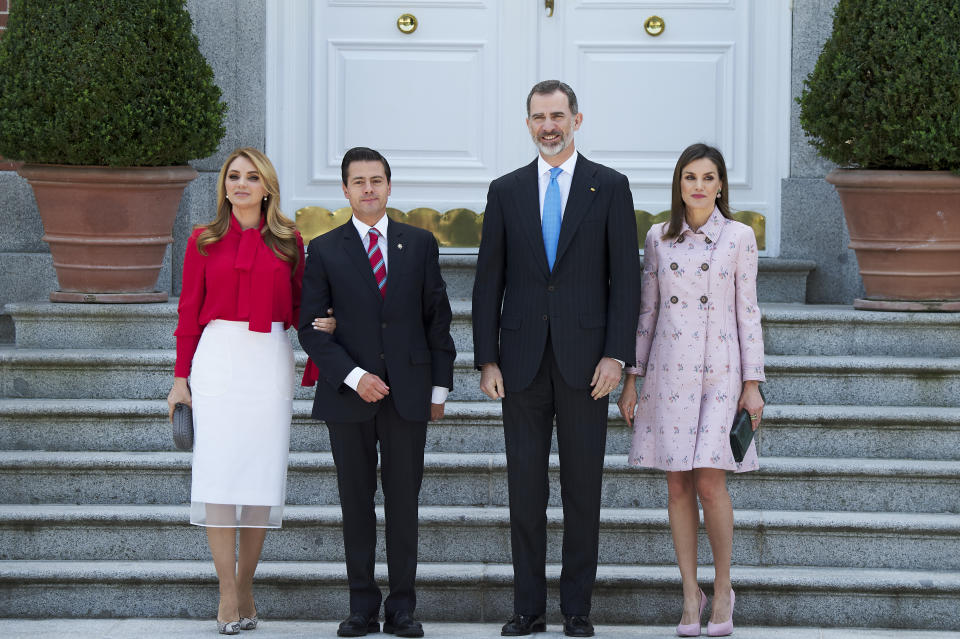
172,402 -> 194,450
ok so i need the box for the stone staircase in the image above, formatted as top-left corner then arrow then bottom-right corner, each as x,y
1,258 -> 959,630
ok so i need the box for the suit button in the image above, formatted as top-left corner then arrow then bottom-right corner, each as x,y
676,236 -> 685,243
700,296 -> 708,304
670,296 -> 678,304
701,263 -> 709,271
379,353 -> 385,360
542,314 -> 549,321
381,322 -> 387,328
547,285 -> 555,291
670,262 -> 678,271
705,237 -> 712,244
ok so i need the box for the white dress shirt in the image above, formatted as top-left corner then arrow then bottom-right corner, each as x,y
342,214 -> 450,404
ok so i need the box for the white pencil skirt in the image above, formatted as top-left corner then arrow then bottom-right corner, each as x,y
189,320 -> 294,528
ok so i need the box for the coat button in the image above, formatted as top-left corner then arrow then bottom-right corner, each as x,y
701,263 -> 709,271
380,353 -> 385,359
381,322 -> 387,329
700,295 -> 708,304
547,285 -> 555,291
670,296 -> 679,304
542,314 -> 549,321
705,237 -> 712,244
676,236 -> 685,243
670,262 -> 679,271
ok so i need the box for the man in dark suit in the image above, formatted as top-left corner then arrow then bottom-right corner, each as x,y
299,147 -> 456,638
472,81 -> 641,637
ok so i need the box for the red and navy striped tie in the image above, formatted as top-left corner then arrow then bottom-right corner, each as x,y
367,228 -> 386,298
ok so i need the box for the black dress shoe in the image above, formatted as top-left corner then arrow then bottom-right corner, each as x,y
563,615 -> 594,637
501,613 -> 546,636
337,612 -> 380,637
384,611 -> 424,637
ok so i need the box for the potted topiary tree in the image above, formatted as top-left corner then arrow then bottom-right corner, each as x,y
0,0 -> 226,302
798,0 -> 960,310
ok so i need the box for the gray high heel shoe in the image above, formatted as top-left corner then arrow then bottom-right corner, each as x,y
218,619 -> 241,635
239,615 -> 258,630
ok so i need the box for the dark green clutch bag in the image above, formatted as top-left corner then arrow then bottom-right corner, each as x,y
730,387 -> 765,463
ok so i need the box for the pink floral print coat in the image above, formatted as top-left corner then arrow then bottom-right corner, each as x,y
627,209 -> 764,472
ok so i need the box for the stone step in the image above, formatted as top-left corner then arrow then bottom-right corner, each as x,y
3,299 -> 476,354
761,355 -> 960,407
3,399 -> 960,460
5,620 -> 959,639
4,347 -> 960,407
761,304 -> 960,357
759,405 -> 960,460
13,299 -> 956,358
0,398 -> 630,454
3,504 -> 959,571
2,451 -> 957,513
0,348 -> 480,401
0,560 -> 956,629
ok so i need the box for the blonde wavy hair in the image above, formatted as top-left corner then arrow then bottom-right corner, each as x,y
196,147 -> 299,269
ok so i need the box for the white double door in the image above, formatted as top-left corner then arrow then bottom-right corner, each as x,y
267,0 -> 790,254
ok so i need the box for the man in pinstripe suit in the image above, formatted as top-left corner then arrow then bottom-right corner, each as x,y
472,81 -> 641,637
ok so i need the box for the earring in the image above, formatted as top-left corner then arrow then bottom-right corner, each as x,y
263,196 -> 268,201
225,195 -> 230,200
716,190 -> 722,199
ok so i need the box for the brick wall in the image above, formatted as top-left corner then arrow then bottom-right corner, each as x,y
0,0 -> 18,171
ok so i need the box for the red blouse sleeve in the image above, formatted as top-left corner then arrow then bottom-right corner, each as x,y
174,230 -> 206,377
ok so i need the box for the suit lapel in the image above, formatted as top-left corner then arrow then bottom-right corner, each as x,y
341,220 -> 383,303
384,219 -> 404,307
554,154 -> 599,268
511,159 -> 551,277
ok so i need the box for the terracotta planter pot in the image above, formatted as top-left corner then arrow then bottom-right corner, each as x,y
826,169 -> 960,311
18,164 -> 197,303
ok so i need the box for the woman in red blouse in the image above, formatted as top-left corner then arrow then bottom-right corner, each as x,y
167,147 -> 307,634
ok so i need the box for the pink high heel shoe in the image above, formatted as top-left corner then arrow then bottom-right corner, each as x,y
706,589 -> 735,637
676,588 -> 707,637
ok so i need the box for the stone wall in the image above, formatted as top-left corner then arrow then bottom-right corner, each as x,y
783,0 -> 865,303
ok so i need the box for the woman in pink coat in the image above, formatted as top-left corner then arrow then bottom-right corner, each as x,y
618,144 -> 765,637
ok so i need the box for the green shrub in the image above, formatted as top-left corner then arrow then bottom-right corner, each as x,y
0,0 -> 226,166
798,0 -> 960,171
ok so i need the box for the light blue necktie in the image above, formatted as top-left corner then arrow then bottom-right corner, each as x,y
542,166 -> 563,270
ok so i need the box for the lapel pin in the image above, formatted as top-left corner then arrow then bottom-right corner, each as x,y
589,187 -> 597,192
397,243 -> 403,250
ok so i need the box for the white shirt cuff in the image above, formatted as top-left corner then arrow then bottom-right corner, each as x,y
344,367 -> 366,390
612,358 -> 625,368
346,369 -> 447,403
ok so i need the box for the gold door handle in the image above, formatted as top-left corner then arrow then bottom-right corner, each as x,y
397,13 -> 418,34
644,15 -> 665,37
545,0 -> 554,18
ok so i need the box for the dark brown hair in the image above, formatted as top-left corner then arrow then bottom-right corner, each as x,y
662,143 -> 732,240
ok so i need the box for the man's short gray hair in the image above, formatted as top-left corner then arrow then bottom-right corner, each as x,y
526,80 -> 579,116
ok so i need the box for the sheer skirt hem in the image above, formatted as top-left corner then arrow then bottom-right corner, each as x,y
189,501 -> 284,528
